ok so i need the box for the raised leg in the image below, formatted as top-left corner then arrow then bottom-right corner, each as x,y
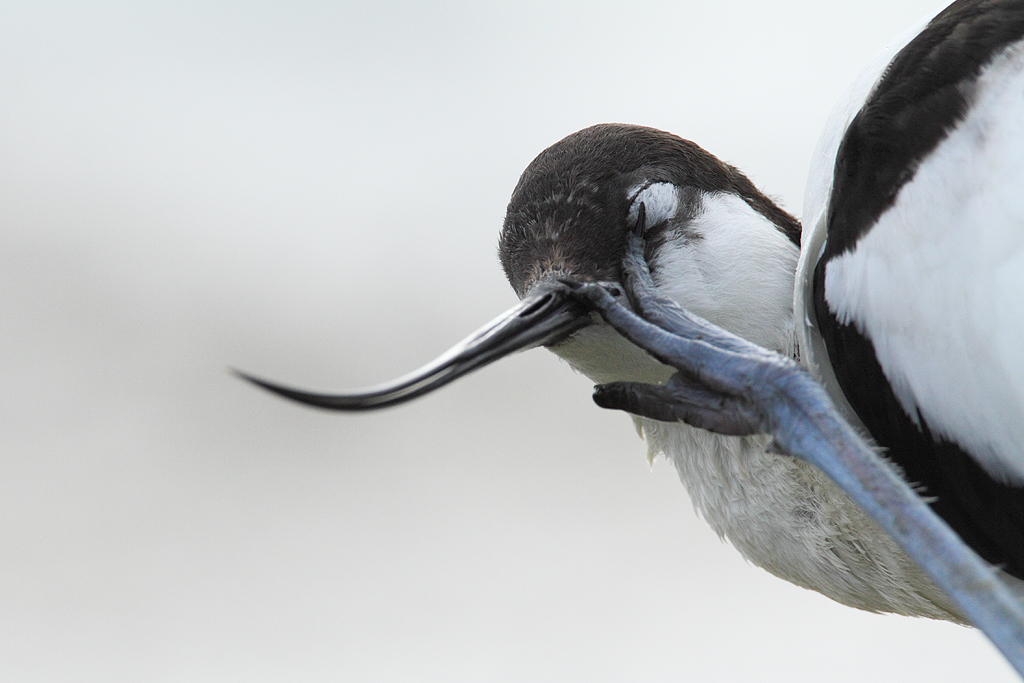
564,223 -> 1024,674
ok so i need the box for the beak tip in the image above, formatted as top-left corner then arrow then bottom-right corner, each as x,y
230,367 -> 268,389
234,278 -> 593,413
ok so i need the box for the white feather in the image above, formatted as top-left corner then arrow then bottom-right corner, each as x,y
824,38 -> 1024,484
654,192 -> 798,356
627,182 -> 680,227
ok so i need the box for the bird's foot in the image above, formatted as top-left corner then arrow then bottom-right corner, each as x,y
592,377 -> 764,436
562,231 -> 789,437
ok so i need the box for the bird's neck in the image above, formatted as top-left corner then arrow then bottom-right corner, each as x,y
649,191 -> 800,358
546,193 -> 962,620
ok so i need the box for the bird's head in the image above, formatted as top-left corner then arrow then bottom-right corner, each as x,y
237,123 -> 801,409
498,123 -> 801,385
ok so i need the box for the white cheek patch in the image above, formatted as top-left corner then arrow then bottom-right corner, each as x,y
628,182 -> 679,227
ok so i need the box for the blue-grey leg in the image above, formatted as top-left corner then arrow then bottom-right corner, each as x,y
566,229 -> 1024,675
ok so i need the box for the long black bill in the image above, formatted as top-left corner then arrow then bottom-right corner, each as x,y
234,278 -> 592,410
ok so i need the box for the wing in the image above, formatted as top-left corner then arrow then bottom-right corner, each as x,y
797,0 -> 1024,579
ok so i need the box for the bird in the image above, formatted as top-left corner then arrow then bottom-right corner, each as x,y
238,0 -> 1024,662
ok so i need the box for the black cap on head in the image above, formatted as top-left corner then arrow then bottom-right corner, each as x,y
499,123 -> 800,297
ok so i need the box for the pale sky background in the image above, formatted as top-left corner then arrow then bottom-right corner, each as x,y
1,1 -> 1018,681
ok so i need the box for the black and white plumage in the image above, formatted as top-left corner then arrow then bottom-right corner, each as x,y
238,0 -> 1024,670
798,0 -> 1024,583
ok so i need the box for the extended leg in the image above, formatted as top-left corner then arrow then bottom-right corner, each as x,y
564,227 -> 1024,674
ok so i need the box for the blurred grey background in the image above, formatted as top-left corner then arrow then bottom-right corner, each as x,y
1,1 -> 1016,681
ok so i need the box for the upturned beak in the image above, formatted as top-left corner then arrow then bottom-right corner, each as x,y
235,278 -> 593,410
